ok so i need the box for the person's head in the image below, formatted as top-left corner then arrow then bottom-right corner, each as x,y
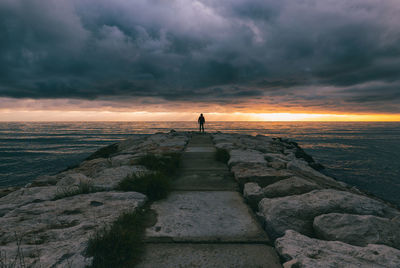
200,113 -> 203,116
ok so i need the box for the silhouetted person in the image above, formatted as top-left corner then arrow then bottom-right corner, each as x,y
198,114 -> 205,133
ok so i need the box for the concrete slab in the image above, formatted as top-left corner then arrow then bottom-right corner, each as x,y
185,147 -> 216,153
146,191 -> 269,243
137,243 -> 282,268
172,171 -> 237,191
180,160 -> 228,171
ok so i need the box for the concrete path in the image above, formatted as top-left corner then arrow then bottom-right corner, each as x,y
137,134 -> 282,268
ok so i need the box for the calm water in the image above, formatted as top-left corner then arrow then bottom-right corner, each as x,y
1,122 -> 399,206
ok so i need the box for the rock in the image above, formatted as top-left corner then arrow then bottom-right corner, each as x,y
118,135 -> 147,153
75,158 -> 111,177
140,133 -> 189,154
91,165 -> 148,190
235,136 -> 272,152
275,230 -> 400,268
243,183 -> 264,209
314,213 -> 400,249
244,177 -> 321,210
31,175 -> 59,186
0,186 -> 20,198
0,191 -> 146,267
214,142 -> 236,151
110,154 -> 135,167
268,161 -> 286,169
287,159 -> 345,188
258,189 -> 399,239
264,153 -> 291,163
231,163 -> 293,186
0,186 -> 58,217
263,177 -> 322,198
228,149 -> 267,167
264,153 -> 291,169
56,173 -> 92,187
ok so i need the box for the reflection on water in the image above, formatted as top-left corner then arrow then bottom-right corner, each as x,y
1,121 -> 400,206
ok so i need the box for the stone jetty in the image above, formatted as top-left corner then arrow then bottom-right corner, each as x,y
1,131 -> 400,267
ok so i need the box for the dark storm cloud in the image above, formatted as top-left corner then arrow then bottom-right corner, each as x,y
1,0 -> 400,112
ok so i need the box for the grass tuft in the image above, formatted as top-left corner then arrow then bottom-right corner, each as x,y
86,152 -> 181,267
118,173 -> 170,201
117,153 -> 181,201
85,209 -> 147,268
215,148 -> 230,164
136,153 -> 180,176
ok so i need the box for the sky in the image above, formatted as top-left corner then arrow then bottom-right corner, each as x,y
1,0 -> 400,121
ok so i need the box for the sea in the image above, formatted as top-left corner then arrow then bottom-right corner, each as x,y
1,121 -> 399,206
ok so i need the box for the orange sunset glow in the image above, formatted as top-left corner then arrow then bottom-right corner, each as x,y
1,109 -> 400,122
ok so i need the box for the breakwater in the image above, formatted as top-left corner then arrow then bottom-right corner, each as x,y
1,131 -> 399,267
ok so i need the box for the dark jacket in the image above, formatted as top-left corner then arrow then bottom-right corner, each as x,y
198,115 -> 205,124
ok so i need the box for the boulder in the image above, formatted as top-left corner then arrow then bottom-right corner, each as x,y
263,177 -> 322,198
258,189 -> 399,239
56,173 -> 92,187
0,186 -> 58,217
275,230 -> 400,268
243,183 -> 264,209
228,149 -> 267,167
268,161 -> 286,170
91,165 -> 148,190
214,142 -> 236,151
212,133 -> 241,149
110,154 -> 135,167
234,136 -> 273,152
231,163 -> 293,187
31,175 -> 59,186
0,191 -> 146,267
118,135 -> 147,153
314,213 -> 400,249
287,159 -> 346,188
244,177 -> 321,210
0,186 -> 20,198
264,153 -> 291,163
75,158 -> 111,177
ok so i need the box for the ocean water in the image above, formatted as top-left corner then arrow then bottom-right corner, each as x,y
1,121 -> 399,206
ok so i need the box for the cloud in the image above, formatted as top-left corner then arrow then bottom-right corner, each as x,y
1,0 -> 400,113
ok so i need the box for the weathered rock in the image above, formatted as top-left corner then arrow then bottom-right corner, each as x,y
56,173 -> 91,187
314,213 -> 400,249
74,158 -> 111,177
0,186 -> 20,198
228,149 -> 267,166
244,177 -> 321,210
110,154 -> 135,167
236,136 -> 273,152
0,191 -> 146,267
263,176 -> 322,198
268,161 -> 286,169
287,159 -> 346,188
276,230 -> 400,268
243,182 -> 264,209
0,186 -> 58,217
212,133 -> 238,151
91,165 -> 148,190
259,189 -> 399,239
139,133 -> 189,154
31,175 -> 59,186
231,163 -> 293,186
264,153 -> 291,163
118,135 -> 147,153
